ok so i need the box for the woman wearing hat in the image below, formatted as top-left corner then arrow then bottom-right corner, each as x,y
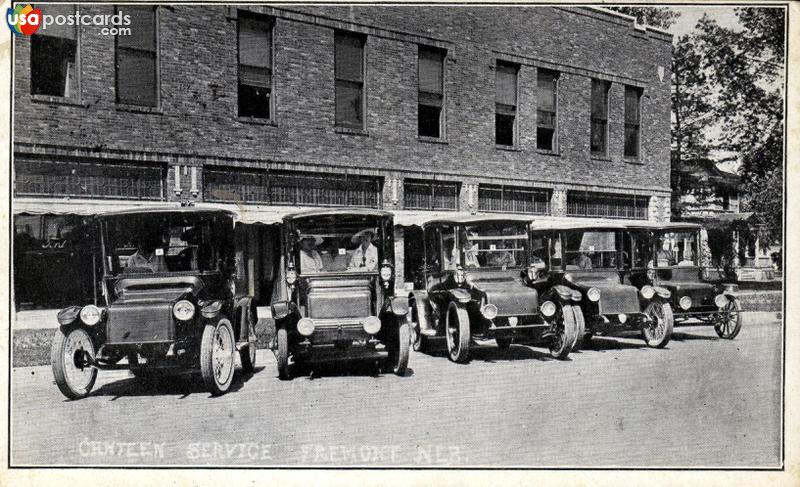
348,228 -> 379,271
299,235 -> 324,273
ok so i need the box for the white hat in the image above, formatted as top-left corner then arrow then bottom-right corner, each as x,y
351,228 -> 376,244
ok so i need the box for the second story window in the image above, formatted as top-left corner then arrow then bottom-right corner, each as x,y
237,13 -> 272,119
536,69 -> 558,151
590,79 -> 610,156
334,31 -> 366,129
115,6 -> 158,107
624,86 -> 642,159
418,46 -> 445,139
495,61 -> 519,147
31,4 -> 77,98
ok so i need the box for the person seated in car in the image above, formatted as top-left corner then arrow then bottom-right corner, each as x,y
487,242 -> 516,267
462,237 -> 480,268
348,229 -> 379,271
128,231 -> 168,273
572,251 -> 593,270
299,235 -> 324,273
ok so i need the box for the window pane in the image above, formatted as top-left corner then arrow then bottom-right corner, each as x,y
239,65 -> 271,88
537,70 -> 556,112
117,6 -> 155,51
419,47 -> 443,95
335,32 -> 364,83
418,104 -> 441,138
591,79 -> 609,119
238,83 -> 270,118
537,127 -> 554,151
31,35 -> 77,97
117,49 -> 157,106
335,80 -> 363,127
495,63 -> 517,106
625,125 -> 639,158
625,86 -> 640,124
238,16 -> 271,68
37,4 -> 76,39
496,113 -> 514,146
591,120 -> 607,154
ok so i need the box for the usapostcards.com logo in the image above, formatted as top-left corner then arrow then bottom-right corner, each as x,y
7,4 -> 132,37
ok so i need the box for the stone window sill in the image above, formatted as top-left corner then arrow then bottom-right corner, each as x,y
624,157 -> 644,165
31,95 -> 88,108
536,149 -> 561,157
496,145 -> 521,152
418,136 -> 448,145
115,103 -> 163,115
237,116 -> 277,126
335,126 -> 369,136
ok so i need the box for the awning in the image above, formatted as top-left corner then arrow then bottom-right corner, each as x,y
13,198 -> 180,216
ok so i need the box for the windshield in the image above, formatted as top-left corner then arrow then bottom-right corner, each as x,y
292,214 -> 388,275
103,212 -> 232,276
564,230 -> 620,270
455,222 -> 529,269
653,230 -> 700,268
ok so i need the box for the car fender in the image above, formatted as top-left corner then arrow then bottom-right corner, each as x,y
387,296 -> 409,316
545,285 -> 575,303
448,288 -> 472,304
56,305 -> 82,326
234,296 -> 254,342
271,300 -> 298,322
652,286 -> 672,300
409,291 -> 433,331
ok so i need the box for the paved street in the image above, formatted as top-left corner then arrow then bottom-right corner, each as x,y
11,319 -> 782,467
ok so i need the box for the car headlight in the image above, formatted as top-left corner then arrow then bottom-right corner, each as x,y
173,300 -> 195,321
679,296 -> 692,310
540,300 -> 556,317
480,303 -> 498,320
297,318 -> 315,336
454,267 -> 465,284
618,314 -> 628,324
362,316 -> 381,335
714,294 -> 729,308
380,264 -> 393,282
79,305 -> 103,326
286,268 -> 297,285
640,286 -> 655,299
587,287 -> 601,302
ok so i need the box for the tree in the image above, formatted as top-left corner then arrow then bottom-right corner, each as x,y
694,8 -> 785,244
604,6 -> 680,29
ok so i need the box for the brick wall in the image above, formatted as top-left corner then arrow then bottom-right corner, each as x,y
13,5 -> 672,206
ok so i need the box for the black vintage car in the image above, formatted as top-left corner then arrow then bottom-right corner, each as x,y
409,216 -> 580,363
528,222 -> 674,349
270,209 -> 411,379
627,222 -> 742,339
50,208 -> 258,399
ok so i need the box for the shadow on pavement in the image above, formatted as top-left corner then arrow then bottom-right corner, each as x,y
669,330 -> 721,342
87,366 -> 265,400
420,341 -> 562,363
574,335 -> 650,352
287,358 -> 415,380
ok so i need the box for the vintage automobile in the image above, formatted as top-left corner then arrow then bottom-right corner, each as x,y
50,207 -> 259,399
409,215 -> 580,363
270,209 -> 411,379
627,222 -> 742,339
528,221 -> 674,349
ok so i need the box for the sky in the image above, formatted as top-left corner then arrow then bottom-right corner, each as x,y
665,6 -> 743,41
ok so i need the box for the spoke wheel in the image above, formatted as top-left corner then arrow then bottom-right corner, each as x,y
548,304 -> 578,359
200,318 -> 236,395
445,302 -> 471,363
240,306 -> 257,373
387,317 -> 411,376
51,326 -> 97,400
642,302 -> 673,348
715,297 -> 742,339
571,305 -> 586,351
411,299 -> 428,353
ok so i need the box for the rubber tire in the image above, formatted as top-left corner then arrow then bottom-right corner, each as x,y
495,336 -> 513,349
642,301 -> 674,348
51,326 -> 97,400
200,318 -> 236,395
571,305 -> 586,351
276,328 -> 291,380
445,302 -> 471,363
715,297 -> 742,339
411,299 -> 428,353
240,306 -> 257,373
549,304 -> 578,359
388,319 -> 411,376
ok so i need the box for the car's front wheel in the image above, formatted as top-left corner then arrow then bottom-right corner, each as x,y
548,303 -> 578,359
642,301 -> 674,348
445,302 -> 470,363
51,326 -> 97,400
200,318 -> 236,395
275,328 -> 291,380
715,297 -> 742,339
410,299 -> 428,353
387,317 -> 411,376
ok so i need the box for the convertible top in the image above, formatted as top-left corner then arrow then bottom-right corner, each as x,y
97,206 -> 238,219
283,208 -> 393,221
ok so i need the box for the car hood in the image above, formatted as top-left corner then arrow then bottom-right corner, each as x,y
467,270 -> 539,316
112,276 -> 204,304
659,281 -> 715,295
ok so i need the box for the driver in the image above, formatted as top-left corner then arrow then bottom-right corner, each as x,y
128,231 -> 168,272
299,235 -> 324,273
348,229 -> 379,271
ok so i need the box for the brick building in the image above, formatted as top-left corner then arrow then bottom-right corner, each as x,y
12,4 -> 673,308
